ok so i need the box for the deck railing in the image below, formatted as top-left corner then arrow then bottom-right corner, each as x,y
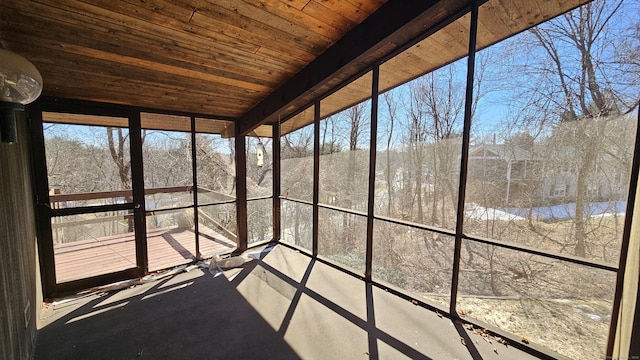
48,185 -> 237,244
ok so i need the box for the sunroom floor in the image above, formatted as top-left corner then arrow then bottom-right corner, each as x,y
34,245 -> 541,360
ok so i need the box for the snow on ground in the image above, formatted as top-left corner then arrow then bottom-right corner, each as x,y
466,201 -> 626,222
465,204 -> 525,221
502,201 -> 626,221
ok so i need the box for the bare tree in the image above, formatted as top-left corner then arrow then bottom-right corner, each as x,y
343,103 -> 369,251
195,134 -> 236,196
107,127 -> 132,191
503,0 -> 640,257
381,91 -> 397,216
281,124 -> 314,247
400,55 -> 484,228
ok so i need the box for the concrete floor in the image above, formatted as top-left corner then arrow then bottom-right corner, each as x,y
34,245 -> 542,360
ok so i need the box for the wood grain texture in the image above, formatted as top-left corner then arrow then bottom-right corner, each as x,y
2,0 -> 387,119
53,226 -> 236,283
1,0 -> 587,131
264,0 -> 589,135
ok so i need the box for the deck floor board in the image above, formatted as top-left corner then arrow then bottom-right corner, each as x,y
54,226 -> 236,283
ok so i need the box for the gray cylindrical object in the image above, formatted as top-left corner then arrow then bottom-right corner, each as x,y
0,102 -> 23,144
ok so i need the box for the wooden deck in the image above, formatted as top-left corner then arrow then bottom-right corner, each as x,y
53,226 -> 236,284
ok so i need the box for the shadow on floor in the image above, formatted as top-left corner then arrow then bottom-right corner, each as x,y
34,245 -> 537,360
35,261 -> 300,359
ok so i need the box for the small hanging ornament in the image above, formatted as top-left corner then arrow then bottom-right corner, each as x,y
256,146 -> 264,167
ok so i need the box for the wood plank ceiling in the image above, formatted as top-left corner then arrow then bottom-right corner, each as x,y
2,0 -> 387,118
1,0 -> 587,135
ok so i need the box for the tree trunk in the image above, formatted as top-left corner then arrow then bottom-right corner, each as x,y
414,145 -> 424,223
574,162 -> 589,257
386,150 -> 393,216
294,206 -> 300,246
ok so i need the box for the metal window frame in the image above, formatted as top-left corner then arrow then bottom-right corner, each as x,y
273,122 -> 281,242
31,97 -> 241,298
450,1 -> 478,316
271,1 -> 639,359
365,63 -> 380,281
235,122 -> 248,252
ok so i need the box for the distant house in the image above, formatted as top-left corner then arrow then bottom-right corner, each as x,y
467,143 -> 544,207
467,134 -> 630,208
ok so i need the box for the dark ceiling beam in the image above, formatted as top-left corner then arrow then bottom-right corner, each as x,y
238,0 -> 471,135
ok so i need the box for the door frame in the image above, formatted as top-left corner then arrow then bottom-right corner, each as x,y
30,98 -> 148,298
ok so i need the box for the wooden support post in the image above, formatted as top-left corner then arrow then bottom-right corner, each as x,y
235,121 -> 248,251
129,111 -> 148,274
365,65 -> 379,281
313,102 -> 320,256
450,2 -> 478,316
273,122 -> 281,241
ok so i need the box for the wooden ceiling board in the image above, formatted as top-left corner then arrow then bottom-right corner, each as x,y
311,0 -> 374,24
280,106 -> 315,135
320,71 -> 373,120
3,7 -> 269,102
181,2 -> 328,59
281,0 -> 589,128
141,113 -> 192,132
380,51 -> 439,84
239,0 -> 469,133
1,0 -> 590,133
4,0 -> 387,119
344,0 -> 389,15
21,0 -> 256,56
332,17 -> 473,113
296,1 -> 357,31
241,0 -> 345,40
282,0 -> 310,11
475,2 -> 506,49
4,30 -> 272,97
5,47 -> 264,106
75,0 -> 320,64
36,61 -> 260,106
43,111 -> 237,135
11,0 -> 295,72
195,118 -> 234,134
219,0 -> 337,43
38,69 -> 249,116
9,46 -> 259,115
251,125 -> 274,138
42,112 -> 129,128
475,0 -> 590,51
102,1 -> 296,74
